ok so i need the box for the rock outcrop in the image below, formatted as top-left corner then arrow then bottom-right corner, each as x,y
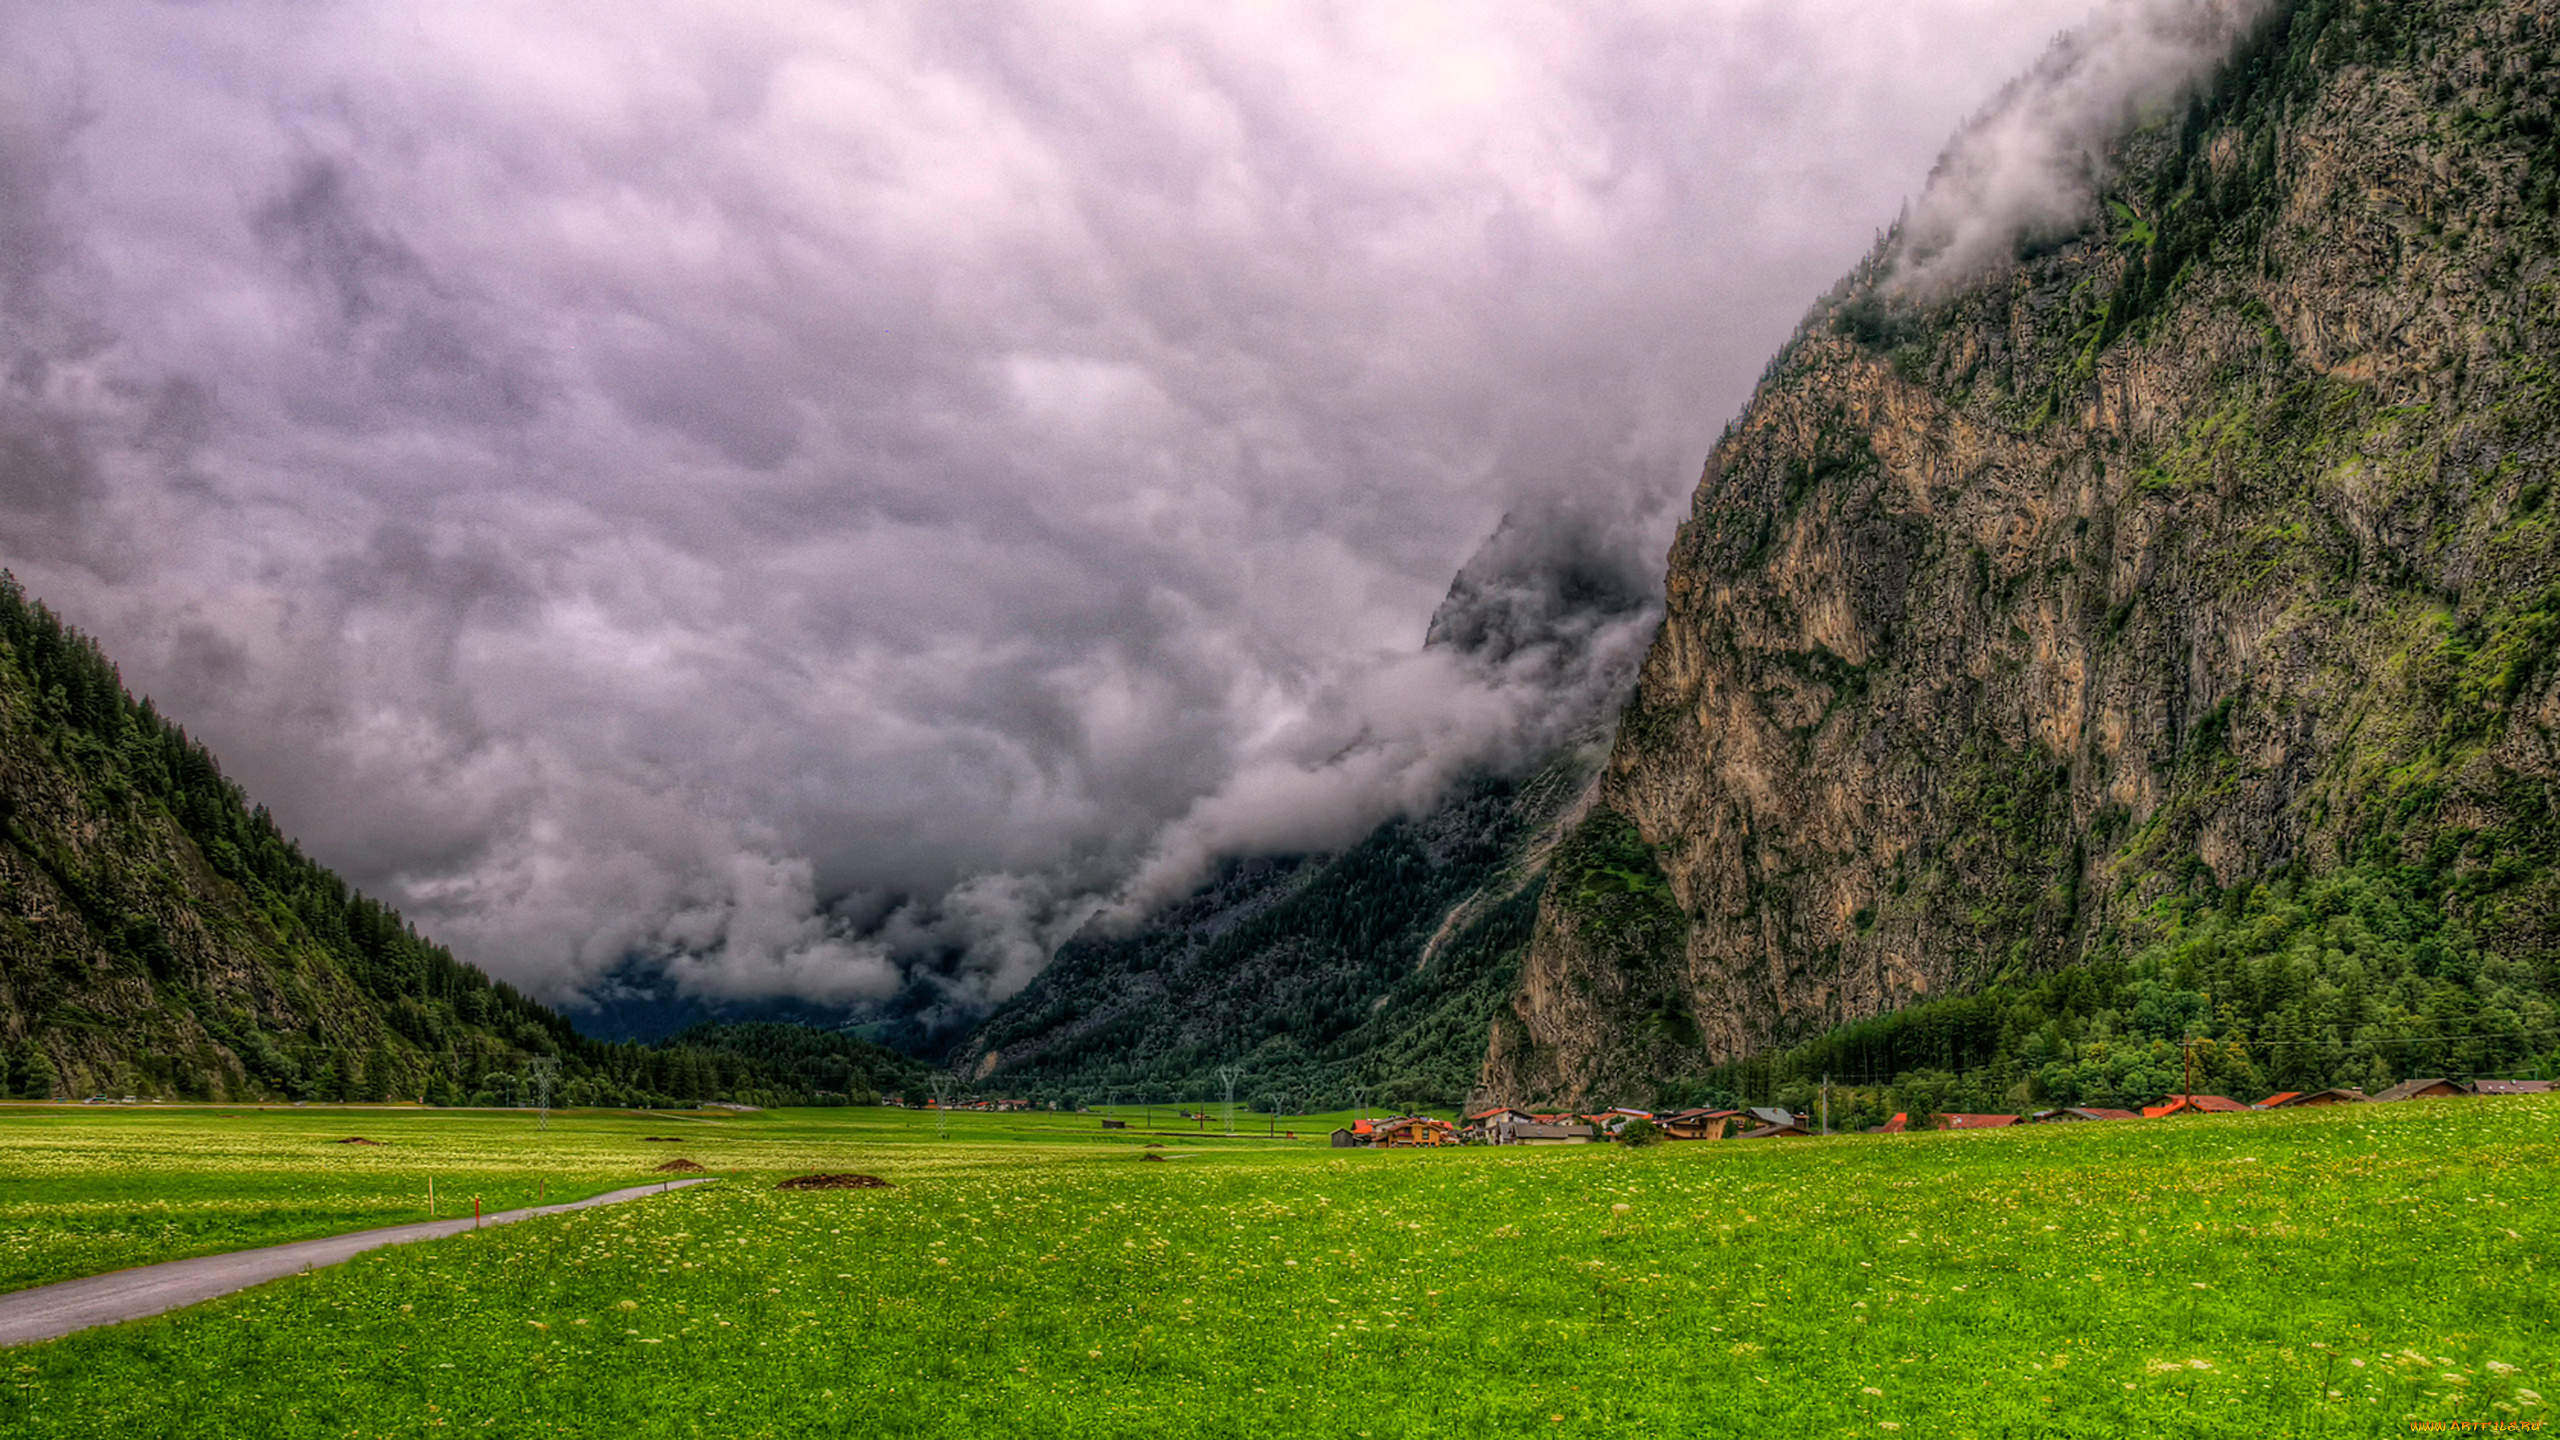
1487,0 -> 2560,1102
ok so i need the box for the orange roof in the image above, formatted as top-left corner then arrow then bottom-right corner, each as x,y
1936,1114 -> 2020,1128
2256,1092 -> 2301,1108
2152,1094 -> 2250,1115
1879,1113 -> 1907,1133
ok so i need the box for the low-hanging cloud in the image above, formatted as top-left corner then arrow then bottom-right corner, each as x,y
1890,0 -> 2274,296
0,0 -> 2107,1032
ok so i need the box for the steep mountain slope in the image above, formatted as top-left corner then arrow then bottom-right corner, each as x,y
949,507 -> 1655,1108
951,760 -> 1594,1108
0,575 -> 920,1104
1487,0 -> 2560,1105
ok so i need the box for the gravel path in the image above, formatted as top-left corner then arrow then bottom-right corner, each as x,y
0,1177 -> 714,1347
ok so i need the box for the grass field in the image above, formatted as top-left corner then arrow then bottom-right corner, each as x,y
1,1097 -> 2552,1437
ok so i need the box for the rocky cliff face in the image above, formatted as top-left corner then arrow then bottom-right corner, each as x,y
1487,0 -> 2560,1103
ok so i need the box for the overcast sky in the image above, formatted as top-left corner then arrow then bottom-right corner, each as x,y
0,0 -> 2105,1024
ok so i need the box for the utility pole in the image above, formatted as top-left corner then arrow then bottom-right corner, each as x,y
1351,1084 -> 1370,1124
2183,1029 -> 2197,1104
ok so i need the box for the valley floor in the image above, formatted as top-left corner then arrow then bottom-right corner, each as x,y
0,1101 -> 2550,1437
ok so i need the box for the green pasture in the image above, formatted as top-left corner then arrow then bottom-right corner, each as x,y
2,1098 -> 2554,1437
0,1101 -> 1244,1292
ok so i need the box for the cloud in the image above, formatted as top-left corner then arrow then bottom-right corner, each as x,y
1889,0 -> 2273,296
0,0 -> 2103,1029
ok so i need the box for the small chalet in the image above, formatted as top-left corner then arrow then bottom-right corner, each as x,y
2142,1094 -> 2251,1117
1505,1122 -> 1597,1145
1471,1107 -> 1539,1128
2256,1088 -> 2367,1108
2029,1107 -> 2139,1122
1740,1118 -> 1810,1138
2369,1078 -> 2470,1103
1659,1108 -> 1742,1141
1330,1127 -> 1361,1148
1746,1107 -> 1797,1130
1934,1113 -> 2020,1130
2474,1079 -> 2554,1095
1375,1116 -> 1456,1147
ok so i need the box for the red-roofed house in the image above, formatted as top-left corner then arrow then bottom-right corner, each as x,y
2143,1094 -> 2251,1117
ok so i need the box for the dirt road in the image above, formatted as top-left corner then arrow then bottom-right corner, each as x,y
0,1177 -> 713,1346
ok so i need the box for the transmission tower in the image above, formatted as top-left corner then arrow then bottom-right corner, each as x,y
1216,1064 -> 1244,1137
528,1057 -> 558,1130
932,1071 -> 960,1140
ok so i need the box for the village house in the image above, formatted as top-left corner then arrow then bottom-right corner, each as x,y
1657,1108 -> 1741,1140
2255,1088 -> 2367,1108
1741,1117 -> 1810,1138
2029,1107 -> 2140,1122
2370,1079 -> 2470,1102
1374,1116 -> 1456,1147
2472,1079 -> 2554,1095
1505,1121 -> 1597,1144
2142,1094 -> 2251,1117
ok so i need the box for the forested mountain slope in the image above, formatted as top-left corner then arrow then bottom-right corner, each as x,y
1487,0 -> 2560,1107
0,576 -> 920,1105
951,761 -> 1594,1109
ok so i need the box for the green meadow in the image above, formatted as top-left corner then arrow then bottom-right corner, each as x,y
1,1098 -> 2553,1438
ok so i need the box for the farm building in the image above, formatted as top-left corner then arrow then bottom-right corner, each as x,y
2256,1089 -> 2367,1108
1746,1107 -> 1797,1129
2471,1080 -> 2553,1096
1330,1128 -> 1361,1148
2370,1079 -> 2470,1102
2142,1095 -> 2251,1117
1741,1119 -> 1810,1138
2029,1107 -> 2140,1122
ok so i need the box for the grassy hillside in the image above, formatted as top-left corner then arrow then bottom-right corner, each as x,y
2,1096 -> 2551,1436
0,575 -> 917,1107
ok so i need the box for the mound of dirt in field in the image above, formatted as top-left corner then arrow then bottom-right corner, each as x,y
641,1136 -> 683,1142
1140,1152 -> 1166,1162
653,1158 -> 707,1173
334,1137 -> 383,1145
776,1173 -> 892,1191
1144,1142 -> 1164,1148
